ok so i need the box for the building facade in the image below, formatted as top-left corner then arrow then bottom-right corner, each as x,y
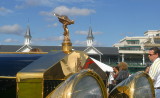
113,30 -> 160,72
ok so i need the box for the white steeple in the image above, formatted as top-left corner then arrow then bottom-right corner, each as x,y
16,25 -> 32,52
87,27 -> 94,47
24,25 -> 32,45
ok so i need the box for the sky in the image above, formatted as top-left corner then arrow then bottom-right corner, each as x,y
0,0 -> 160,47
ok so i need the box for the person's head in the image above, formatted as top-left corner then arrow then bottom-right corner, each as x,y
118,62 -> 128,70
29,48 -> 42,52
148,47 -> 160,62
113,66 -> 119,72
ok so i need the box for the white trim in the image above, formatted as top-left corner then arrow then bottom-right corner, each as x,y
16,45 -> 32,52
84,46 -> 103,55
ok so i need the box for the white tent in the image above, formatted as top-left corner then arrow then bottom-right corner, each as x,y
90,57 -> 113,72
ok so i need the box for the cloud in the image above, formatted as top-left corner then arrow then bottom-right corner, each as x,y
40,6 -> 95,17
32,36 -> 63,42
25,0 -> 53,6
0,24 -> 23,35
15,0 -> 54,8
3,38 -> 19,43
93,40 -> 103,46
57,0 -> 95,3
45,17 -> 56,22
73,40 -> 87,46
15,5 -> 25,9
73,39 -> 103,46
75,30 -> 88,35
39,11 -> 53,17
93,31 -> 103,35
53,6 -> 96,16
47,23 -> 58,27
40,6 -> 96,25
75,30 -> 102,35
15,0 -> 95,8
0,6 -> 13,16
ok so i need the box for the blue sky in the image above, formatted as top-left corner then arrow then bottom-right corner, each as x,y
0,0 -> 160,47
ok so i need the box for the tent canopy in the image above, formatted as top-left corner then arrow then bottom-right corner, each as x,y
90,57 -> 113,72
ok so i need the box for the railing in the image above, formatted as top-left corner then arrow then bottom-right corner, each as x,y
104,62 -> 146,67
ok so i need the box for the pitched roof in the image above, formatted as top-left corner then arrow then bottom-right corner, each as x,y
84,46 -> 103,55
87,27 -> 94,39
16,45 -> 32,52
0,45 -> 119,55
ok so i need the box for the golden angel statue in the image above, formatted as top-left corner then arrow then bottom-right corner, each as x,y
54,13 -> 74,42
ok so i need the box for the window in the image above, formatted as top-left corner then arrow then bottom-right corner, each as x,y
126,40 -> 139,44
154,39 -> 160,44
119,46 -> 141,51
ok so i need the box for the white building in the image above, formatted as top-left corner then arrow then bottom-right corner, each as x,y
113,30 -> 160,67
16,25 -> 32,52
84,27 -> 103,61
